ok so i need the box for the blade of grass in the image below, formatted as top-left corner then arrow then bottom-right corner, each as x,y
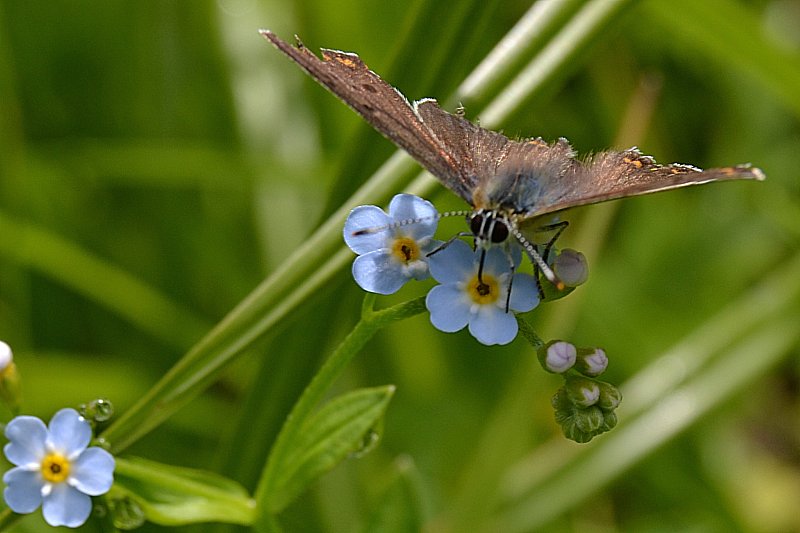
455,0 -> 584,104
0,210 -> 210,351
479,0 -> 634,127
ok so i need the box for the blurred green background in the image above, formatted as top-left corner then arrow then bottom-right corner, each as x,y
1,0 -> 799,531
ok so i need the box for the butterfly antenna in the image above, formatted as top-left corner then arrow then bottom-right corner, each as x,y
511,228 -> 565,291
351,208 -> 475,237
351,213 -> 440,236
439,209 -> 473,219
426,232 -> 472,256
415,210 -> 476,255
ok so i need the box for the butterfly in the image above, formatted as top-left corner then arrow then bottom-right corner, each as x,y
261,30 -> 765,288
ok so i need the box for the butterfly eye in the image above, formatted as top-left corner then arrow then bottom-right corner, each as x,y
489,219 -> 509,243
470,212 -> 510,243
469,213 -> 486,237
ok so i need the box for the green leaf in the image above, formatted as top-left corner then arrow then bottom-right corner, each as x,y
111,456 -> 255,526
264,385 -> 396,513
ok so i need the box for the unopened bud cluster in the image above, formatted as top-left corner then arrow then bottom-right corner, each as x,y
537,340 -> 621,443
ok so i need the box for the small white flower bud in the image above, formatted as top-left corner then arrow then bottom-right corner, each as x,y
578,347 -> 608,376
0,341 -> 12,372
541,341 -> 577,373
553,248 -> 588,287
566,377 -> 600,408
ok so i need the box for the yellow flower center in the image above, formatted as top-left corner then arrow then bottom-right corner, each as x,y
391,236 -> 420,264
467,273 -> 501,305
41,453 -> 70,483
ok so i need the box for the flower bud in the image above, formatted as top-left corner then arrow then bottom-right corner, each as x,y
600,410 -> 618,431
0,340 -> 21,413
598,382 -> 622,411
0,341 -> 12,371
574,405 -> 605,433
108,495 -> 146,530
576,347 -> 608,377
565,376 -> 600,408
561,424 -> 593,444
538,341 -> 577,373
551,387 -> 571,425
552,248 -> 588,287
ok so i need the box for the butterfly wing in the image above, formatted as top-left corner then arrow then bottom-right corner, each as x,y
262,31 -> 474,202
264,31 -> 765,218
523,148 -> 765,218
413,99 -> 514,203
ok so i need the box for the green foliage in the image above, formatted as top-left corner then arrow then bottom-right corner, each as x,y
112,457 -> 255,526
0,0 -> 798,532
262,385 -> 395,514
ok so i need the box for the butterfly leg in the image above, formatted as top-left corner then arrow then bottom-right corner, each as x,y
502,246 -> 517,313
532,256 -> 545,301
477,247 -> 487,284
426,232 -> 472,257
510,228 -> 564,292
537,220 -> 569,263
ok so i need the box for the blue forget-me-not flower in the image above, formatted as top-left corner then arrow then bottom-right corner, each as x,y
425,240 -> 539,345
3,408 -> 115,528
344,193 -> 441,294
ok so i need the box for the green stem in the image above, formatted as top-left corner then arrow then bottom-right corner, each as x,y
516,315 -> 545,351
254,296 -> 426,523
0,508 -> 21,531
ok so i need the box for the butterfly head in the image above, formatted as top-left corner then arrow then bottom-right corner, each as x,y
465,208 -> 566,292
469,209 -> 511,248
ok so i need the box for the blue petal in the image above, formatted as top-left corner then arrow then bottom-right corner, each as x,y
508,242 -> 523,267
3,467 -> 44,513
426,284 -> 470,332
4,416 -> 47,466
352,251 -> 408,294
42,483 -> 92,528
483,246 -> 512,277
343,205 -> 391,254
406,259 -> 431,281
468,305 -> 519,345
47,409 -> 90,456
419,238 -> 444,255
70,448 -> 115,496
509,273 -> 539,312
428,240 -> 475,284
387,194 -> 438,240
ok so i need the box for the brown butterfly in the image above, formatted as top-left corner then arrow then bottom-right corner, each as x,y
261,30 -> 765,286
